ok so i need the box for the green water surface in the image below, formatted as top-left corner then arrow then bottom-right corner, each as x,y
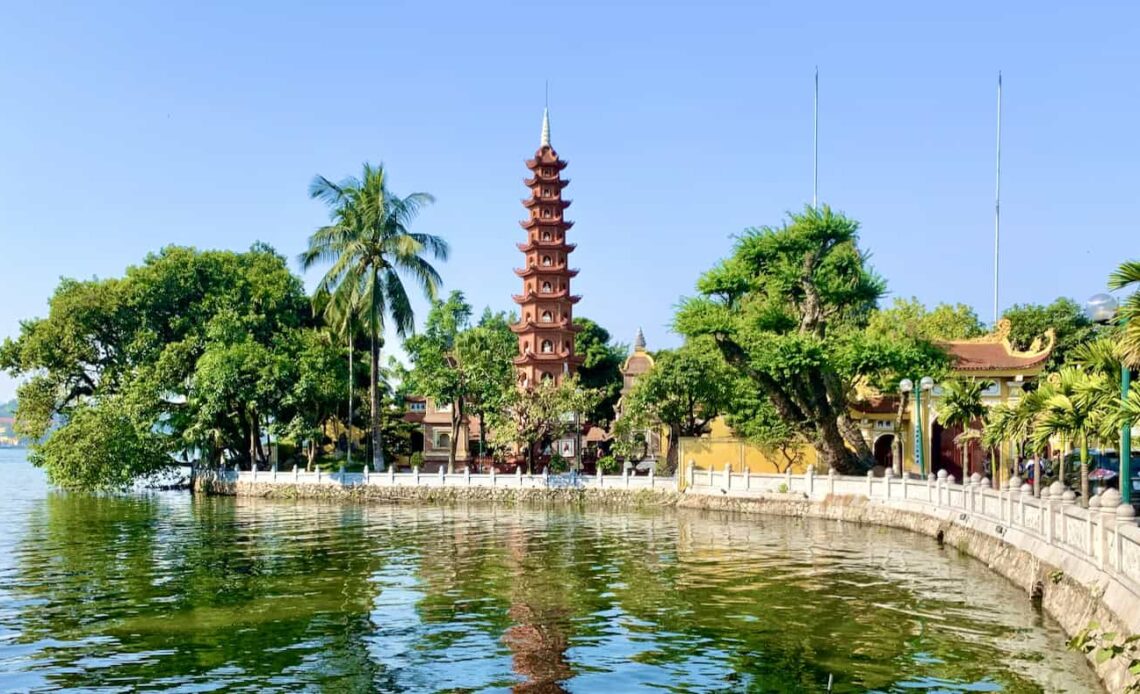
0,450 -> 1101,692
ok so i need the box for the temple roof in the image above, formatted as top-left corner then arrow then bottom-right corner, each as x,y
622,330 -> 655,375
941,319 -> 1055,373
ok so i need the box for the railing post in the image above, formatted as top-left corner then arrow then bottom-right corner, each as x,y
866,470 -> 874,498
884,467 -> 893,499
293,464 -> 299,482
828,467 -> 836,496
708,465 -> 715,487
464,467 -> 471,487
272,463 -> 278,482
927,473 -> 935,503
688,460 -> 696,490
597,466 -> 603,489
543,467 -> 549,487
785,467 -> 793,494
362,464 -> 368,485
413,465 -> 420,486
936,469 -> 947,506
743,466 -> 751,491
625,465 -> 631,489
389,464 -> 396,485
724,464 -> 731,490
806,466 -> 815,497
1100,489 -> 1123,571
490,466 -> 496,487
516,466 -> 522,487
439,467 -> 445,486
901,470 -> 908,500
317,466 -> 322,483
1092,492 -> 1108,570
252,464 -> 258,482
649,466 -> 655,489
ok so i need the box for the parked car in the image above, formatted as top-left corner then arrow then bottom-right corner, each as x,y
1056,449 -> 1140,500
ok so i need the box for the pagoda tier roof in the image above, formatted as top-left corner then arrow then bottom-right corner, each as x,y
940,319 -> 1055,374
520,217 -> 572,230
512,290 -> 581,304
514,266 -> 579,278
514,352 -> 587,365
517,240 -> 575,252
510,319 -> 583,334
522,197 -> 572,209
526,150 -> 567,170
524,176 -> 569,188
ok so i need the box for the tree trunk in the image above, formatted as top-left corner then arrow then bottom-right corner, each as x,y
347,338 -> 353,468
370,332 -> 385,472
815,416 -> 860,474
249,410 -> 261,468
478,412 -> 486,471
448,399 -> 461,475
666,422 -> 681,475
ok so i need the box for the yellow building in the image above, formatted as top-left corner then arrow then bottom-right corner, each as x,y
678,320 -> 1055,479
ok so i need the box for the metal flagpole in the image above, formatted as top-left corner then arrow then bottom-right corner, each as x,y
993,72 -> 1002,325
813,66 -> 819,209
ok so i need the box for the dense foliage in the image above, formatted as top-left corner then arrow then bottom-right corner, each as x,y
675,206 -> 948,473
572,318 -> 626,425
1001,298 -> 1095,371
0,245 -> 327,487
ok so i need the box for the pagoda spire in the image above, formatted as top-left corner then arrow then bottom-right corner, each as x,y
634,327 -> 646,352
540,107 -> 551,148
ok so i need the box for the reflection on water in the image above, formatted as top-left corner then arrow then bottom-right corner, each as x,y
0,450 -> 1101,692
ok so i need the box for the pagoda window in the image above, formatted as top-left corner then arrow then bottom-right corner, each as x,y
541,281 -> 552,293
541,232 -> 551,241
541,340 -> 553,353
541,372 -> 554,382
542,187 -> 552,197
541,310 -> 553,323
542,167 -> 552,176
541,209 -> 551,219
542,256 -> 552,266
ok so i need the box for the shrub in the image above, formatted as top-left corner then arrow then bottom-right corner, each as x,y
549,453 -> 569,473
410,452 -> 424,470
597,455 -> 619,474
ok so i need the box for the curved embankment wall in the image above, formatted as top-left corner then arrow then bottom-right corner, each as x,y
199,472 -> 1138,692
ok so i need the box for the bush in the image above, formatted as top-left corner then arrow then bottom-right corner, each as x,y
549,453 -> 569,473
410,452 -> 424,470
597,455 -> 619,474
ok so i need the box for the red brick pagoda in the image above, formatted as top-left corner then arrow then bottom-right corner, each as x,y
511,109 -> 584,387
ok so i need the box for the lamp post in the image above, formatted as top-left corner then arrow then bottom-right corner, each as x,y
1087,293 -> 1133,505
901,378 -> 934,477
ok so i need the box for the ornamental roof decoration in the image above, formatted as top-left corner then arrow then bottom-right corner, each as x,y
941,319 -> 1055,373
621,329 -> 654,376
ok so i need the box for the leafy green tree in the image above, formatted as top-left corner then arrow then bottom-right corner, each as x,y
278,330 -> 348,468
29,399 -> 172,490
404,292 -> 473,473
572,317 -> 626,424
1002,298 -> 1095,371
866,297 -> 986,341
0,245 -> 314,486
488,377 -> 599,474
457,309 -> 518,461
676,206 -> 943,473
301,163 -> 448,471
934,378 -> 992,478
621,338 -> 735,473
1110,260 -> 1140,368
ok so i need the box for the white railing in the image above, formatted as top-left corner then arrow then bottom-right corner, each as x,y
216,464 -> 674,492
685,463 -> 1140,602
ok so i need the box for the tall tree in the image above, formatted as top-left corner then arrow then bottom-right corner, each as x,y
621,338 -> 735,473
404,292 -> 473,473
1002,298 -> 1095,371
572,317 -> 626,425
866,297 -> 986,341
300,163 -> 448,471
0,245 -> 313,488
677,206 -> 892,473
457,309 -> 518,463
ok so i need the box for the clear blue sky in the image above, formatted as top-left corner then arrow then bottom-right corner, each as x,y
2,1 -> 1138,401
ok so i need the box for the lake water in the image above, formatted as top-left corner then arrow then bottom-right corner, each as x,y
0,448 -> 1101,692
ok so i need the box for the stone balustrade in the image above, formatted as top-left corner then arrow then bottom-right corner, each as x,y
684,462 -> 1140,610
218,464 -> 667,491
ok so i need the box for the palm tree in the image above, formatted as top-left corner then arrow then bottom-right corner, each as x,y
1032,367 -> 1107,505
1108,260 -> 1140,367
301,163 -> 448,471
935,378 -> 991,478
982,403 -> 1017,487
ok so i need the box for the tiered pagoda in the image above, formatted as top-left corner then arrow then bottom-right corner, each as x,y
511,109 -> 584,387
